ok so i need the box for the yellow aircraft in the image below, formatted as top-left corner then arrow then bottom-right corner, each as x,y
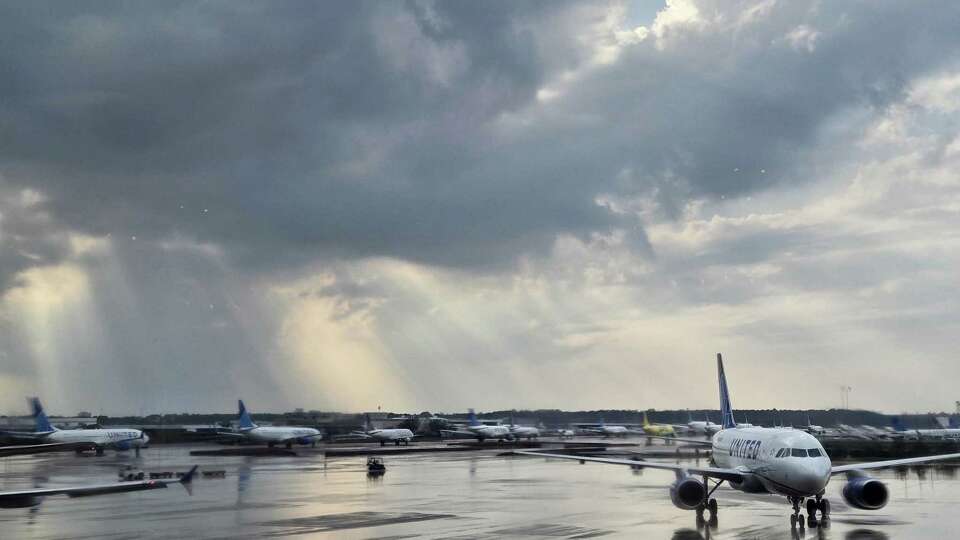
642,412 -> 677,437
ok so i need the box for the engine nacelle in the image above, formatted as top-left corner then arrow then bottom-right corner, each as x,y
670,477 -> 706,510
842,476 -> 889,510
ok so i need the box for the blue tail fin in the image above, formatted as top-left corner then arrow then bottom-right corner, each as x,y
467,409 -> 480,427
951,416 -> 960,429
891,416 -> 906,432
238,400 -> 257,430
716,353 -> 736,429
29,397 -> 56,433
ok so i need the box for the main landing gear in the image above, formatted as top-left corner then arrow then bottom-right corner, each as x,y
696,476 -> 722,529
790,494 -> 831,529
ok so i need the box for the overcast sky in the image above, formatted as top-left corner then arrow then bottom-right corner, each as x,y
1,0 -> 958,416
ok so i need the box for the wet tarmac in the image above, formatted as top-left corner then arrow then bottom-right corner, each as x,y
0,442 -> 956,539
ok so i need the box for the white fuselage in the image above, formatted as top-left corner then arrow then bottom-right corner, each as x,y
509,425 -> 540,439
367,428 -> 414,442
46,428 -> 149,449
467,424 -> 511,439
712,427 -> 831,497
589,425 -> 629,436
688,421 -> 721,435
243,426 -> 319,444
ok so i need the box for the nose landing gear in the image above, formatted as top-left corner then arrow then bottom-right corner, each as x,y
791,494 -> 831,529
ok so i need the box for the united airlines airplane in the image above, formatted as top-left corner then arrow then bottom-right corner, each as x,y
218,400 -> 322,448
518,354 -> 960,529
1,398 -> 148,455
353,414 -> 415,446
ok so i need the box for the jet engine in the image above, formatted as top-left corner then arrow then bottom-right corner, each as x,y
842,476 -> 889,510
670,476 -> 706,510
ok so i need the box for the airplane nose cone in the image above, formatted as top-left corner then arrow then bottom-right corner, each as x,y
794,465 -> 829,495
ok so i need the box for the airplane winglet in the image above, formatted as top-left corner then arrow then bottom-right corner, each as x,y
180,465 -> 199,484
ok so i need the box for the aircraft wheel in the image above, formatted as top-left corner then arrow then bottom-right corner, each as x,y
790,514 -> 797,528
798,514 -> 805,529
806,499 -> 817,517
819,498 -> 830,517
708,498 -> 718,516
380,441 -> 385,447
807,514 -> 818,528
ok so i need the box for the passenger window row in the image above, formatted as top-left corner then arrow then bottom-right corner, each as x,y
774,448 -> 823,457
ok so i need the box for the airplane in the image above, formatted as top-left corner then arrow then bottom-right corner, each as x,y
0,398 -> 149,456
890,417 -> 960,441
506,414 -> 540,440
581,418 -> 633,438
679,413 -> 721,436
352,414 -> 415,446
515,353 -> 960,529
802,417 -> 825,436
0,465 -> 198,509
440,409 -> 511,442
217,400 -> 322,448
556,428 -> 575,439
641,412 -> 677,437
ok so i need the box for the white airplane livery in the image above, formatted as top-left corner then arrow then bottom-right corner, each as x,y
582,419 -> 631,437
507,414 -> 540,440
354,414 -> 415,446
2,398 -> 148,455
219,400 -> 322,448
520,354 -> 960,529
442,409 -> 511,442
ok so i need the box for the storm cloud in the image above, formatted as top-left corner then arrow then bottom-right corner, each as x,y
0,0 -> 958,414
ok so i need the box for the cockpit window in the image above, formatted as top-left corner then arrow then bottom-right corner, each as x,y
807,448 -> 822,457
791,448 -> 807,457
776,448 -> 787,458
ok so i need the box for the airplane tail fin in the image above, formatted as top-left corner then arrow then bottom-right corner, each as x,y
28,397 -> 57,433
716,353 -> 736,429
467,409 -> 480,427
238,400 -> 258,430
951,416 -> 960,429
643,411 -> 650,427
180,465 -> 199,484
365,413 -> 373,432
891,416 -> 906,432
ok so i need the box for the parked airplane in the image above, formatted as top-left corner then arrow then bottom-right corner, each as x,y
582,418 -> 633,438
679,414 -> 721,436
642,412 -> 677,437
1,398 -> 148,455
891,417 -> 960,441
0,466 -> 198,508
517,354 -> 960,529
506,414 -> 540,440
352,414 -> 415,446
441,409 -> 511,442
217,400 -> 322,448
802,417 -> 825,436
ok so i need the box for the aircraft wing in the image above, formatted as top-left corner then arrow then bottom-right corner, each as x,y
215,431 -> 249,439
643,435 -> 713,446
514,450 -> 745,483
0,442 -> 96,457
0,466 -> 198,506
831,452 -> 960,475
440,429 -> 475,436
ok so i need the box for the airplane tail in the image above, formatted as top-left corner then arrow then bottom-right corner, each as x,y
891,416 -> 906,432
716,353 -> 736,429
365,413 -> 373,432
238,400 -> 258,430
643,411 -> 651,427
467,409 -> 480,427
29,397 -> 57,433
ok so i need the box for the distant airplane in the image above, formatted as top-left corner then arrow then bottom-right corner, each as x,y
582,418 -> 634,438
517,353 -> 960,529
0,398 -> 148,456
641,412 -> 677,437
678,413 -> 721,436
0,466 -> 198,509
556,428 -> 575,439
890,417 -> 960,441
217,400 -> 322,448
802,417 -> 825,436
352,414 -> 415,446
441,409 -> 511,442
506,414 -> 540,440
